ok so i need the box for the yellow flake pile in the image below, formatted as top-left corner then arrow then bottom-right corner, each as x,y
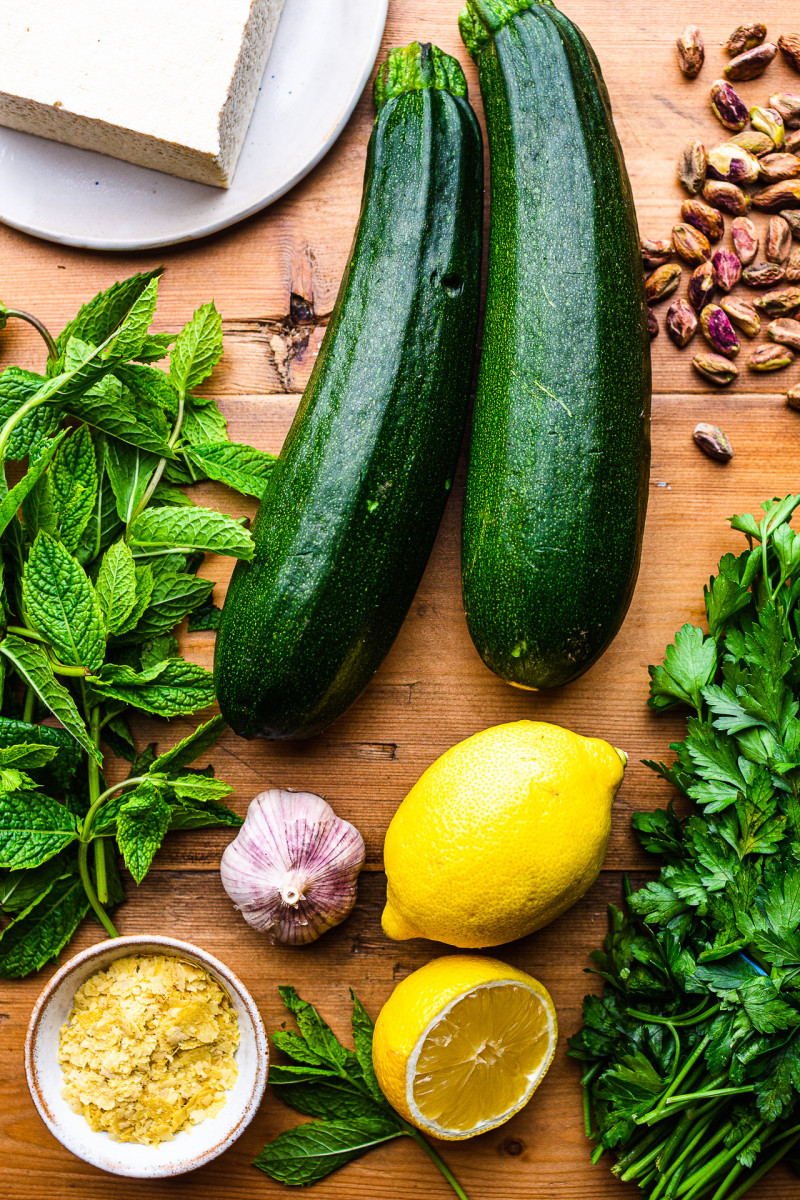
58,953 -> 239,1144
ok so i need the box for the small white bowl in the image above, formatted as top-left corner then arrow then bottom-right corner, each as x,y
25,934 -> 268,1178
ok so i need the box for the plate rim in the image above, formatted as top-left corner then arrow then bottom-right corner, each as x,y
0,0 -> 389,253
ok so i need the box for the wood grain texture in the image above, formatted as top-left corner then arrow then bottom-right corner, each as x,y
2,2 -> 800,1197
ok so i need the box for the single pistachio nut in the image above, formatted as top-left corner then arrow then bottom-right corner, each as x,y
693,422 -> 733,462
753,180 -> 800,209
702,180 -> 750,215
681,198 -> 724,242
665,298 -> 698,347
692,351 -> 739,384
731,215 -> 759,263
678,139 -> 708,194
742,260 -> 786,287
786,130 -> 800,154
677,25 -> 705,77
647,308 -> 659,339
787,247 -> 800,280
770,92 -> 800,128
758,153 -> 800,183
767,316 -> 800,349
749,343 -> 795,369
707,143 -> 762,184
781,209 -> 800,237
700,304 -> 740,356
787,385 -> 800,410
688,260 -> 717,310
723,22 -> 767,56
710,80 -> 749,131
729,129 -> 775,156
724,42 -> 778,80
778,33 -> 800,73
754,285 -> 800,314
672,222 -> 712,264
750,105 -> 785,147
720,295 -> 761,336
711,248 -> 742,291
641,235 -> 674,268
767,215 -> 792,262
645,262 -> 682,303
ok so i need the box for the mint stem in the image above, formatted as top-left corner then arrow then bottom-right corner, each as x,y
3,308 -> 58,361
405,1127 -> 470,1200
77,839 -> 117,938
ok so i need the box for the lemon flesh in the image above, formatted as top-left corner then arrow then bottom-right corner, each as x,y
411,982 -> 554,1136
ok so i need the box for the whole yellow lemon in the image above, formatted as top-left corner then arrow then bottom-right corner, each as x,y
381,720 -> 625,948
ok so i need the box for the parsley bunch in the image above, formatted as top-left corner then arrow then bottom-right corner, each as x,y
570,495 -> 800,1198
0,270 -> 276,977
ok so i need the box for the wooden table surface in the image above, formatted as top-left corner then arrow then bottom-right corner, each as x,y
3,1 -> 800,1196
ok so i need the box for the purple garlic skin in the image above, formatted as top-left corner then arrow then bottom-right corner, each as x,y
220,789 -> 366,945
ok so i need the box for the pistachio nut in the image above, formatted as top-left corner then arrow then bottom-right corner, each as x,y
677,25 -> 705,77
645,262 -> 682,304
729,130 -> 774,156
749,343 -> 795,370
723,23 -> 767,56
787,385 -> 800,410
665,298 -> 698,348
786,130 -> 800,155
693,422 -> 733,462
647,308 -> 659,339
724,42 -> 778,80
766,215 -> 792,263
770,92 -> 800,129
707,143 -> 761,184
754,285 -> 800,314
750,106 -> 785,148
758,153 -> 800,183
731,216 -> 759,264
702,180 -> 750,215
688,261 -> 717,311
787,247 -> 800,281
778,33 -> 800,73
692,352 -> 739,385
712,248 -> 742,291
678,139 -> 708,194
767,316 -> 800,349
720,295 -> 761,336
742,261 -> 786,287
641,236 -> 674,269
752,180 -> 800,209
673,222 -> 712,264
681,198 -> 724,242
780,210 -> 800,237
709,80 -> 749,131
700,304 -> 740,356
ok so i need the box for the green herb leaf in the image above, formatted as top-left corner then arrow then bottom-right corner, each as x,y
181,398 -> 228,447
0,636 -> 98,761
0,431 -> 67,542
116,363 -> 179,418
168,797 -> 242,829
116,572 -> 213,642
350,991 -> 385,1103
0,368 -> 60,461
95,540 -> 138,635
0,719 -> 81,790
167,774 -> 233,803
147,715 -> 227,775
23,531 -> 105,670
103,276 -> 159,361
116,784 -> 171,884
0,850 -> 75,912
74,435 -> 124,566
253,1118 -> 405,1187
87,658 -> 215,717
183,441 -> 276,498
67,374 -> 173,458
0,791 -> 78,869
56,269 -> 162,352
170,302 -> 223,397
0,871 -> 89,978
187,600 -> 221,632
49,425 -> 99,553
128,506 -> 253,560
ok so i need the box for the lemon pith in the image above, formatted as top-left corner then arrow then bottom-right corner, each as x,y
381,720 -> 625,948
372,955 -> 557,1140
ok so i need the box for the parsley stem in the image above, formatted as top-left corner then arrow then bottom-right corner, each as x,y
626,1003 -> 719,1028
726,1128 -> 800,1200
644,1034 -> 711,1124
404,1128 -> 469,1200
665,1086 -> 755,1106
2,308 -> 58,360
619,1139 -> 665,1182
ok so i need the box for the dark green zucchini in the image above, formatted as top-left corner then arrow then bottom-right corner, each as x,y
215,42 -> 483,739
460,0 -> 651,689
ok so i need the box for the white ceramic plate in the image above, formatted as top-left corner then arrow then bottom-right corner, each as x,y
0,0 -> 389,251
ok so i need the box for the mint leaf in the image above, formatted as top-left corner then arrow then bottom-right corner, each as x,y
75,436 -> 124,565
148,714 -> 226,775
116,785 -> 171,883
104,276 -> 159,361
350,992 -> 385,1103
116,363 -> 179,418
0,431 -> 67,542
167,774 -> 233,803
50,425 -> 99,553
87,658 -> 215,717
95,540 -> 137,635
169,797 -> 242,829
0,719 -> 81,789
170,302 -> 223,396
22,473 -> 58,540
114,564 -> 155,637
105,436 -> 160,524
278,986 -> 355,1075
0,871 -> 89,978
23,532 -> 105,670
129,506 -> 253,560
0,791 -> 78,869
0,368 -> 60,461
134,333 -> 175,364
117,572 -> 213,642
68,375 -> 174,458
56,268 -> 162,352
0,636 -> 98,761
182,398 -> 228,446
140,633 -> 179,670
0,851 -> 74,912
253,1118 -> 405,1186
183,441 -> 276,498
187,600 -> 221,631
0,743 -> 59,770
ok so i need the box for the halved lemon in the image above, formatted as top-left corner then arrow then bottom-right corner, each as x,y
371,955 -> 557,1140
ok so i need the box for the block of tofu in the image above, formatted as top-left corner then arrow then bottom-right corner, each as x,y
0,0 -> 286,187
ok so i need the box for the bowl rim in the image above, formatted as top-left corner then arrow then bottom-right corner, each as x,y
24,933 -> 269,1178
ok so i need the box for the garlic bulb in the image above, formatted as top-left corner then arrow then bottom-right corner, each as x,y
220,789 -> 365,945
